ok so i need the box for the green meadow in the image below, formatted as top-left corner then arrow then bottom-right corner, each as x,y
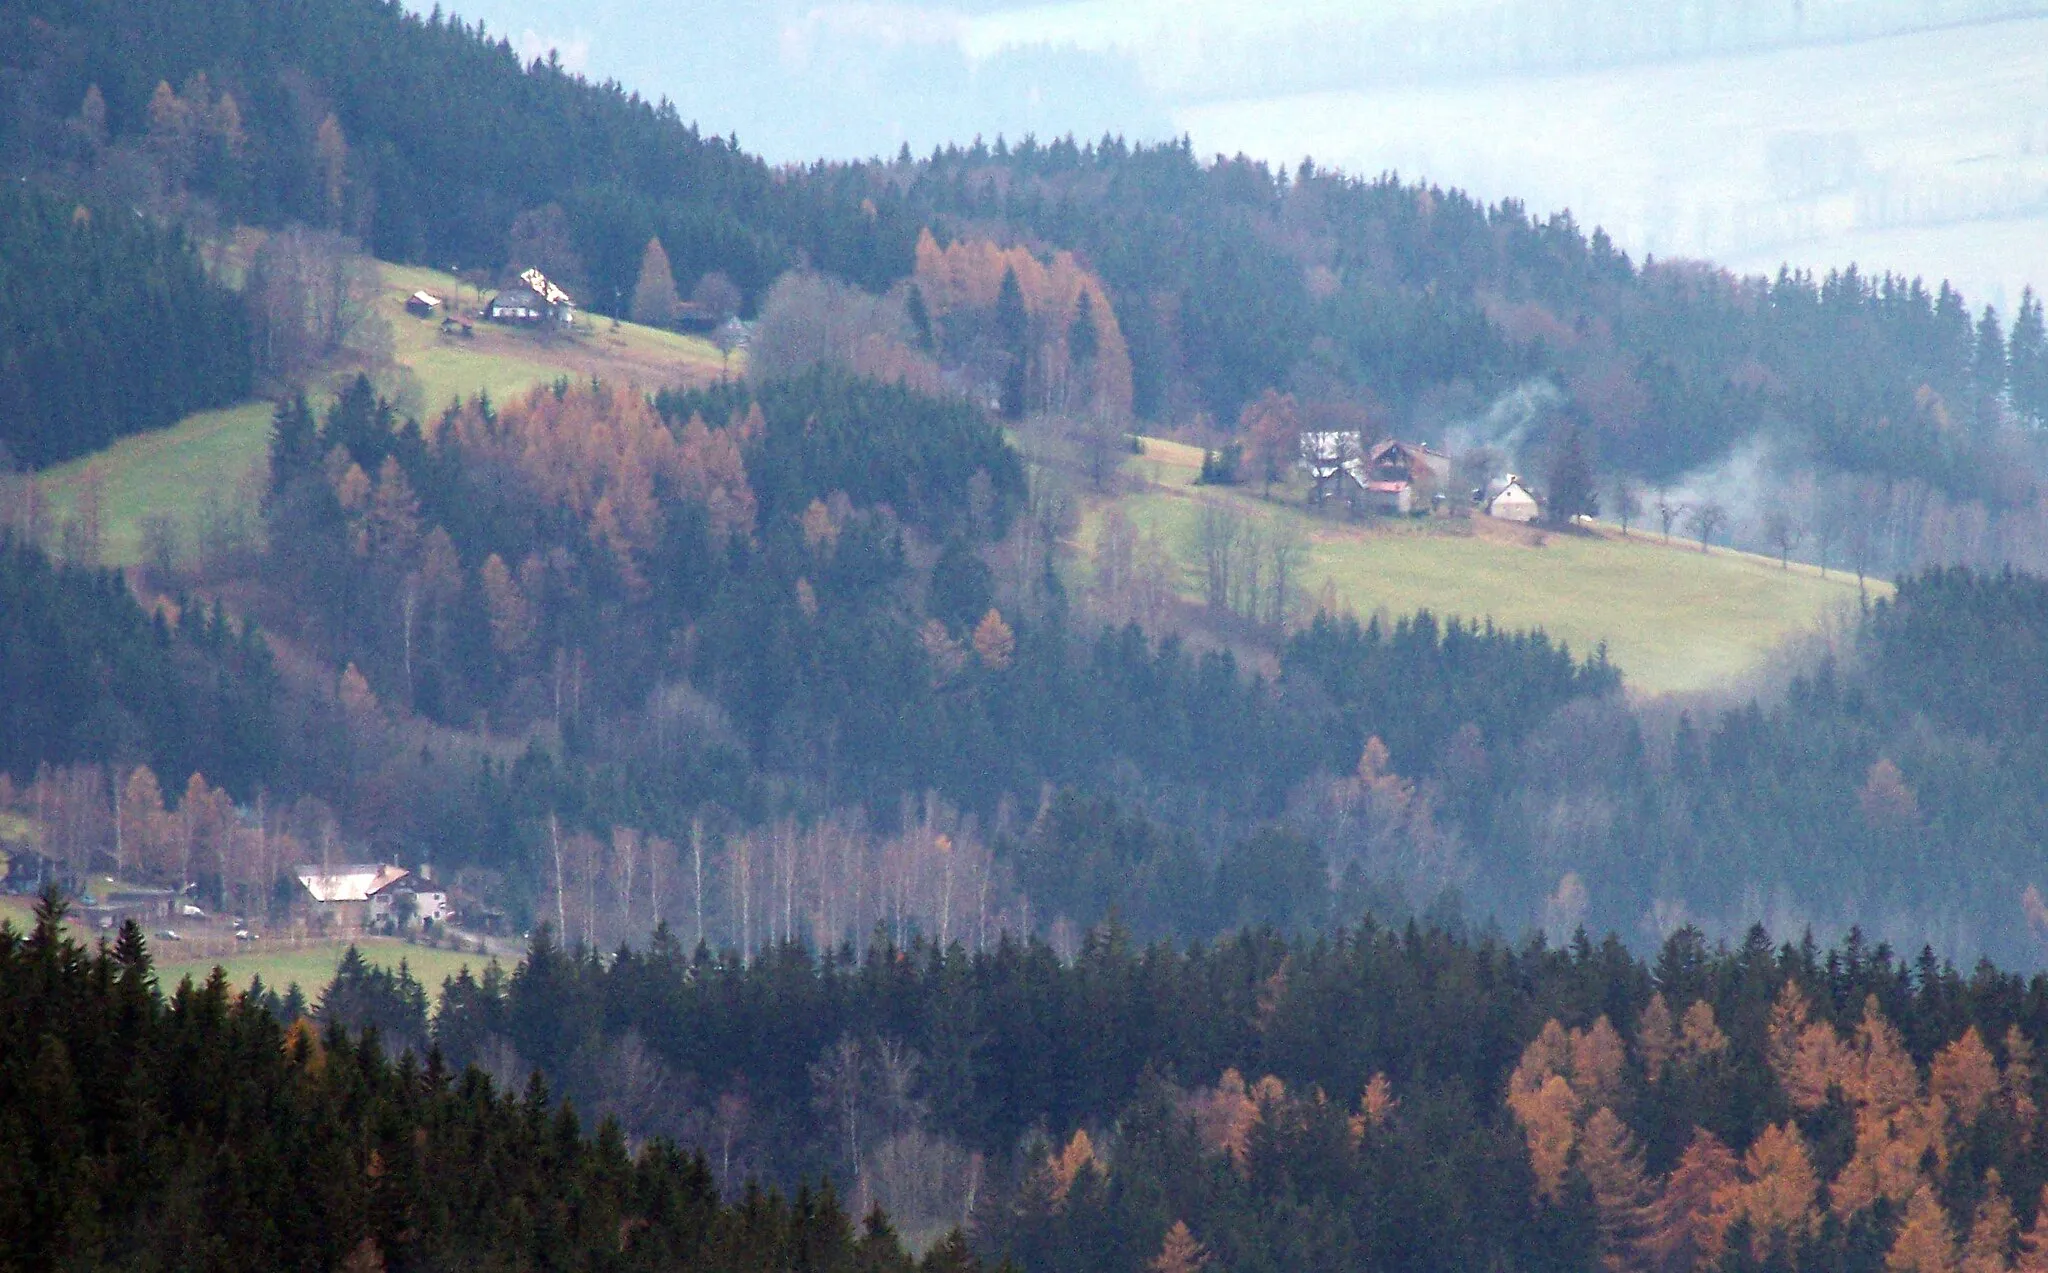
154,937 -> 493,1005
1107,437 -> 1879,696
38,259 -> 731,566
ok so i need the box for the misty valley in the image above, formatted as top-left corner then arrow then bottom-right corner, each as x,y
5,1 -> 2048,1270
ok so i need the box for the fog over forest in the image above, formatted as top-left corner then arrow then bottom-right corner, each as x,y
437,0 -> 2048,312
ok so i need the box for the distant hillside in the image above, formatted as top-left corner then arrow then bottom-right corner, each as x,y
35,258 -> 731,566
1186,14 -> 2048,315
1098,437 -> 1873,696
0,0 -> 913,304
11,0 -> 2048,596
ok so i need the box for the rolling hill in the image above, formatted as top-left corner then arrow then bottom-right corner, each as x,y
33,254 -> 1870,699
1098,437 -> 1876,695
36,261 -> 732,570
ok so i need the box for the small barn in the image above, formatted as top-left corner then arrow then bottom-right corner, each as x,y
80,887 -> 177,931
405,290 -> 443,318
297,862 -> 412,931
1485,476 -> 1542,523
672,300 -> 721,333
2,849 -> 63,895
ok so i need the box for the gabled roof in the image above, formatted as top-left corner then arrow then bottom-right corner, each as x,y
1300,431 -> 1360,462
1486,476 -> 1540,510
296,863 -> 410,903
1368,438 -> 1448,461
518,268 -> 572,307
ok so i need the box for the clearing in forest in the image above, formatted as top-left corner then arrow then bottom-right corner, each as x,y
1101,436 -> 1879,696
38,261 -> 732,566
154,937 -> 488,1004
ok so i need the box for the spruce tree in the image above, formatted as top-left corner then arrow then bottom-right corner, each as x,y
2009,287 -> 2047,426
267,395 -> 318,496
995,265 -> 1028,419
1974,304 -> 2008,432
630,237 -> 682,326
1069,291 -> 1099,370
905,283 -> 935,353
1546,421 -> 1597,526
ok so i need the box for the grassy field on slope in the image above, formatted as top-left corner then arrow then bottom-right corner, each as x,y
1110,438 -> 1878,695
39,261 -> 731,566
155,938 -> 490,1004
36,401 -> 273,566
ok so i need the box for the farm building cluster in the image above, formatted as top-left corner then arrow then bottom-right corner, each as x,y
485,267 -> 576,326
404,268 -> 750,351
4,823 -> 466,938
1298,432 -> 1543,522
294,862 -> 449,933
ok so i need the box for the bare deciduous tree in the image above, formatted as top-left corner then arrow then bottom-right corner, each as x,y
245,226 -> 387,385
1610,473 -> 1642,537
691,270 -> 743,321
139,512 -> 182,588
1763,505 -> 1804,569
1841,475 -> 1889,599
1194,503 -> 1244,611
1655,489 -> 1684,543
746,270 -> 940,393
1267,521 -> 1309,629
1686,502 -> 1727,553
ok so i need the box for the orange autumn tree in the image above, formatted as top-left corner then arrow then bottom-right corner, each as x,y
1724,1121 -> 1821,1255
1824,996 -> 1957,1221
1887,1183 -> 1960,1273
1963,1171 -> 2017,1273
440,384 -> 755,594
1151,1220 -> 1209,1273
2019,1185 -> 2048,1273
1349,1073 -> 1397,1143
1577,1106 -> 1652,1271
913,229 -> 1133,418
1185,1070 -> 1260,1169
1041,1129 -> 1100,1208
1241,389 -> 1302,494
1643,1128 -> 1741,1269
1505,991 -> 2046,1272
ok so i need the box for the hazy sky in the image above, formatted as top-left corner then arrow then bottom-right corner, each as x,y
428,0 -> 2048,309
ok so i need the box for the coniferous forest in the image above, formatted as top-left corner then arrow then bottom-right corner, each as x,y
0,896 -> 992,1273
10,0 -> 2048,1269
0,184 -> 249,466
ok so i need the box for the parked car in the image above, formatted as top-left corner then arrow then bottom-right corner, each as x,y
158,929 -> 182,942
179,904 -> 206,918
234,929 -> 256,942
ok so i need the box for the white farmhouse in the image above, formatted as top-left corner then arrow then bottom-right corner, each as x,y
1485,476 -> 1542,523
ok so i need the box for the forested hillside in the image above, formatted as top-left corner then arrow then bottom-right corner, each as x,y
0,184 -> 248,466
0,538 -> 275,794
11,0 -> 2048,1269
0,0 -> 2046,957
0,897 -> 988,1272
0,0 -> 911,304
259,900 -> 2048,1273
10,0 -> 2048,530
876,138 -> 2048,506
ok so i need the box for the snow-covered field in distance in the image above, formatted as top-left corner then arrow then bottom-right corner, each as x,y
1180,15 -> 2048,313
